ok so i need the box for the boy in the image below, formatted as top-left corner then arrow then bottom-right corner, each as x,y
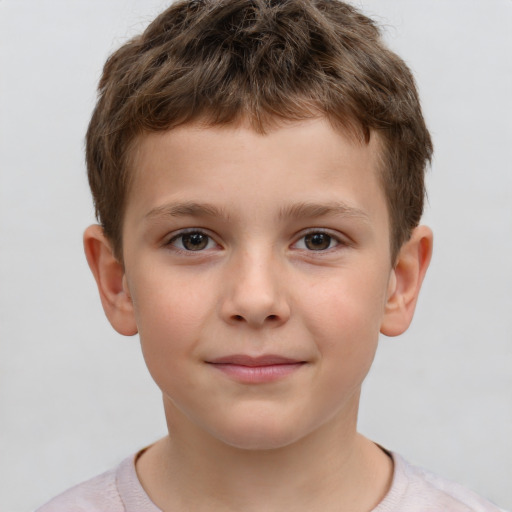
36,0 -> 505,510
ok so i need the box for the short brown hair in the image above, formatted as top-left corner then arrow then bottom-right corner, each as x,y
86,0 -> 432,261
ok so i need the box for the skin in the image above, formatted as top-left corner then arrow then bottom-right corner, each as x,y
84,117 -> 432,511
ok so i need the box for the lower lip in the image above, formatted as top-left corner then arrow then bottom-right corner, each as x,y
208,363 -> 304,384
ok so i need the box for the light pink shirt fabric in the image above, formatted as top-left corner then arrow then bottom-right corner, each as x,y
36,451 -> 506,512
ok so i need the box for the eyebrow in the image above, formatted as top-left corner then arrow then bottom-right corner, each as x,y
278,201 -> 370,223
144,200 -> 369,223
145,201 -> 230,221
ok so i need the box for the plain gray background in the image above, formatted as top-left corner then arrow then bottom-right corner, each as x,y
1,1 -> 511,511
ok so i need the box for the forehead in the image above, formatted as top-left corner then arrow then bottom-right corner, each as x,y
125,118 -> 387,225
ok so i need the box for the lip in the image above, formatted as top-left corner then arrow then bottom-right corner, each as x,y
206,354 -> 306,384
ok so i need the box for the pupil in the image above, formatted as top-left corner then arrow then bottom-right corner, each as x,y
183,233 -> 208,250
306,233 -> 330,250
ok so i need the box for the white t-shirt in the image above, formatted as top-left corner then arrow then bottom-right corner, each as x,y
36,450 -> 506,512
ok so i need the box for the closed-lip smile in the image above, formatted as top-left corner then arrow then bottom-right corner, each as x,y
206,354 -> 306,383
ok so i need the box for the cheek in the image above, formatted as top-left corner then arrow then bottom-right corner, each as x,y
301,271 -> 387,376
128,272 -> 213,382
136,290 -> 195,342
305,271 -> 387,335
130,265 -> 212,335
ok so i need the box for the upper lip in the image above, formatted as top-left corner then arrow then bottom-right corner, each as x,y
207,355 -> 304,366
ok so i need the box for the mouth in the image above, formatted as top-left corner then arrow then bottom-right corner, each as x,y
206,355 -> 306,384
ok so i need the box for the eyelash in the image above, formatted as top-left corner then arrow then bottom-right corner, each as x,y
166,228 -> 346,254
292,229 -> 344,252
166,229 -> 219,253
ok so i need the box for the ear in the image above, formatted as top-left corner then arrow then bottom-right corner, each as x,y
380,225 -> 433,337
83,225 -> 138,336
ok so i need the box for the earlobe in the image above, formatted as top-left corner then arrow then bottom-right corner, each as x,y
83,225 -> 138,336
380,225 -> 433,337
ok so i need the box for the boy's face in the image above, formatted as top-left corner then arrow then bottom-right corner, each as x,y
106,118 -> 420,449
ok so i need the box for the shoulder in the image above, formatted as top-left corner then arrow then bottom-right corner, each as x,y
35,454 -> 160,512
374,452 -> 506,512
35,464 -> 121,512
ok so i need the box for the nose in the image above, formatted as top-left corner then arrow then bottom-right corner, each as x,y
219,249 -> 291,328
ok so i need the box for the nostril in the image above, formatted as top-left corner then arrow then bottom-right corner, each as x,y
231,314 -> 279,323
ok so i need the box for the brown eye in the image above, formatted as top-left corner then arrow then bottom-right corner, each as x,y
182,233 -> 209,250
172,232 -> 213,251
303,233 -> 334,250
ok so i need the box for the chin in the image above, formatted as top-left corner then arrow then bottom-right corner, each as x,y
221,433 -> 300,451
211,416 -> 308,452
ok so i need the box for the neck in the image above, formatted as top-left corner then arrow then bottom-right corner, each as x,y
136,398 -> 393,512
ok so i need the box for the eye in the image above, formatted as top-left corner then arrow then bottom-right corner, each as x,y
169,231 -> 216,251
295,231 -> 339,251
